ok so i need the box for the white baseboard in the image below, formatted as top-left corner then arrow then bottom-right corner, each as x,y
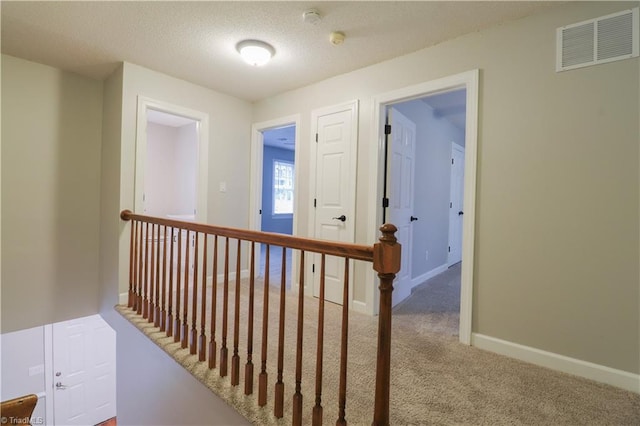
352,300 -> 368,315
410,263 -> 448,289
119,292 -> 128,305
472,333 -> 640,394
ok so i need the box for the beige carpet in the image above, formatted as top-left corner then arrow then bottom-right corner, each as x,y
117,273 -> 640,425
393,263 -> 461,337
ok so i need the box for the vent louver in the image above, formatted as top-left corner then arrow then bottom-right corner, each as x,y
557,7 -> 638,72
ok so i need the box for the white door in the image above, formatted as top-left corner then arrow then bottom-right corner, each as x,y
311,102 -> 358,304
387,108 -> 416,306
53,315 -> 116,426
448,143 -> 465,265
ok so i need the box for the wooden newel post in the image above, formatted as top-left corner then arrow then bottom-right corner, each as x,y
372,224 -> 400,426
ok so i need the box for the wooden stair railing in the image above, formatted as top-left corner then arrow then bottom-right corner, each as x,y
120,210 -> 400,426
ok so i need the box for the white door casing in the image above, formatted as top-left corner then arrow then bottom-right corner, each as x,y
52,315 -> 116,426
448,143 -> 465,266
309,101 -> 359,305
387,107 -> 416,306
368,69 -> 479,345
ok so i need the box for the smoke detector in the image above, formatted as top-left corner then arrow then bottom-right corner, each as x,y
330,31 -> 345,46
303,9 -> 322,25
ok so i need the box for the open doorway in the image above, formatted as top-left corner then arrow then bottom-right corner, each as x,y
387,90 -> 467,338
134,96 -> 209,223
144,109 -> 198,219
260,125 -> 296,287
133,98 -> 209,285
249,116 -> 301,290
369,70 -> 479,344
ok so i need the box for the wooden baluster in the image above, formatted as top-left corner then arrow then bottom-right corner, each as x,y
190,232 -> 199,355
244,241 -> 256,395
154,224 -> 161,327
336,257 -> 350,426
209,235 -> 219,369
258,244 -> 270,407
136,221 -> 143,315
199,233 -> 208,362
292,251 -> 305,426
167,227 -> 175,337
372,224 -> 400,426
132,220 -> 139,311
149,223 -> 156,323
220,237 -> 230,377
143,222 -> 150,319
231,240 -> 242,386
312,254 -> 326,426
160,225 -> 168,332
274,246 -> 287,418
182,230 -> 190,349
128,218 -> 135,308
174,229 -> 183,343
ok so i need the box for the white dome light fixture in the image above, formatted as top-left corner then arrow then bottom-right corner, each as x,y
236,40 -> 275,66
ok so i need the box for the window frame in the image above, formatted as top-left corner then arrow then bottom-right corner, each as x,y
272,159 -> 295,219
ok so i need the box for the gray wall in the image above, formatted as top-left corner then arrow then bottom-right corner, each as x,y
252,2 -> 639,374
1,55 -> 104,332
394,100 -> 465,279
101,311 -> 249,426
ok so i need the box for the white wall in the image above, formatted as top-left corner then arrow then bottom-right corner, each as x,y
100,310 -> 249,425
175,122 -> 198,215
144,121 -> 198,218
253,2 -> 639,374
0,326 -> 48,424
145,123 -> 178,216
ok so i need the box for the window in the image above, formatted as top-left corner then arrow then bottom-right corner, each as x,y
273,160 -> 294,216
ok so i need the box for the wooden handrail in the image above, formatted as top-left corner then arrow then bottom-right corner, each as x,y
120,210 -> 374,262
120,210 -> 398,426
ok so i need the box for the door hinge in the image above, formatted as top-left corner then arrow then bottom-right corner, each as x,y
384,124 -> 392,135
259,209 -> 262,215
450,202 -> 452,208
452,158 -> 454,165
448,246 -> 451,252
315,133 -> 318,143
382,197 -> 389,208
314,198 -> 317,208
312,264 -> 315,273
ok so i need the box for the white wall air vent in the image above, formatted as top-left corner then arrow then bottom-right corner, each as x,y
556,7 -> 639,72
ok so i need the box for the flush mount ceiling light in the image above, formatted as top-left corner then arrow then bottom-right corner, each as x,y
236,40 -> 275,66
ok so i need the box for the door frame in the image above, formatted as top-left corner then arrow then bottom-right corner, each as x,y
249,114 -> 301,288
134,96 -> 209,222
368,70 -> 479,345
307,100 -> 359,304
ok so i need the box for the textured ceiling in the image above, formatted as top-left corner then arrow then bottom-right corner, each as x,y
1,1 -> 556,102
